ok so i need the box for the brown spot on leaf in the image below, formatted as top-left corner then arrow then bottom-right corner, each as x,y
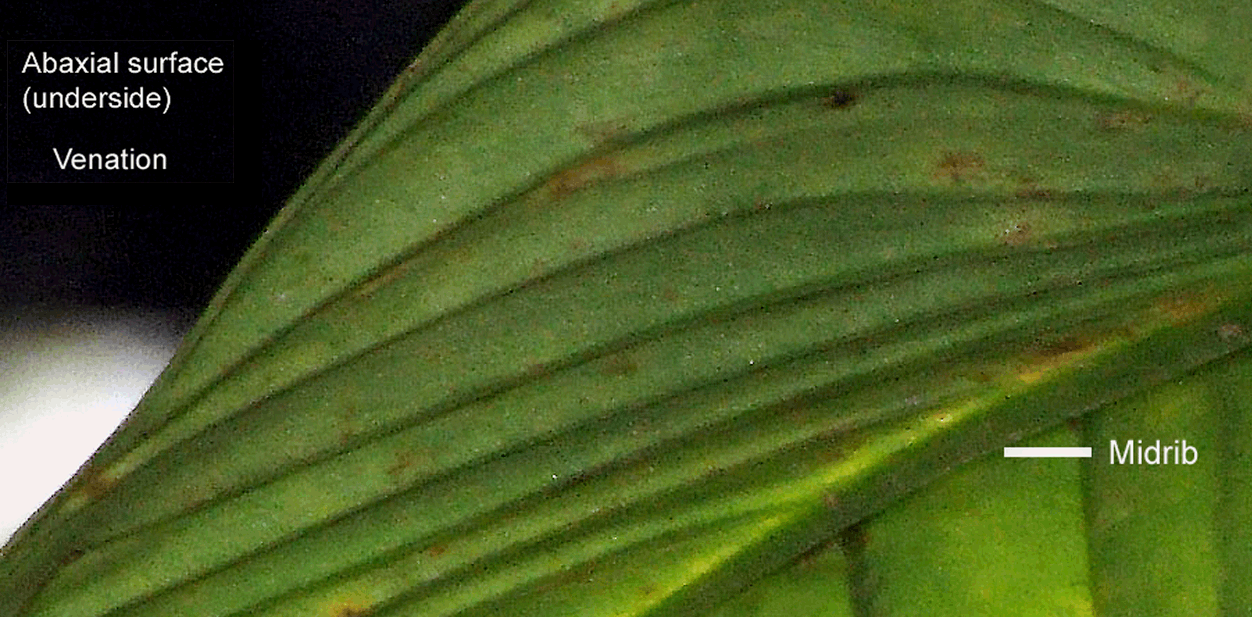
77,470 -> 117,501
524,355 -> 554,379
1218,323 -> 1246,341
59,548 -> 86,567
1171,77 -> 1205,105
1014,175 -> 1053,200
1153,289 -> 1222,325
933,151 -> 985,184
576,120 -> 630,145
324,214 -> 348,234
427,543 -> 448,558
1000,221 -> 1032,246
1038,335 -> 1088,357
1015,334 -> 1104,383
820,89 -> 858,109
532,559 -> 599,594
822,492 -> 841,510
1095,110 -> 1152,131
336,402 -> 360,447
793,537 -> 841,569
1016,187 -> 1054,200
354,261 -> 412,300
971,370 -> 995,383
387,451 -> 415,484
837,521 -> 871,552
546,156 -> 623,198
1066,416 -> 1085,434
525,257 -> 550,280
599,352 -> 639,377
386,448 -> 433,485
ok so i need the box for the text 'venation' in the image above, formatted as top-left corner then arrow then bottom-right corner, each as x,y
53,148 -> 168,171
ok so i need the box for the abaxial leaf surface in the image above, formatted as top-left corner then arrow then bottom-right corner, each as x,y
2,1 -> 1249,616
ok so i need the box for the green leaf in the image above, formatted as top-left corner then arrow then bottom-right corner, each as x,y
3,1 -> 1249,616
847,427 -> 1094,617
712,348 -> 1252,617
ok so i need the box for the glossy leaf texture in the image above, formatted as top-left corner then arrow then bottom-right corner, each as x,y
2,1 -> 1250,616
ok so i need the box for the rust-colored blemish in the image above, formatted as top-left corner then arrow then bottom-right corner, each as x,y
1218,323 -> 1246,341
58,548 -> 86,567
1152,289 -> 1223,325
838,521 -> 871,552
524,355 -> 553,379
1000,220 -> 1032,246
971,369 -> 996,383
77,470 -> 117,501
332,605 -> 372,617
932,151 -> 985,184
400,58 -> 425,81
1015,334 -> 1103,384
354,261 -> 411,300
376,61 -> 425,115
1015,187 -> 1054,200
1149,168 -> 1208,203
793,537 -> 841,569
336,402 -> 360,447
575,120 -> 630,145
387,451 -> 415,484
777,394 -> 808,422
528,257 -> 549,278
1171,77 -> 1204,105
1037,335 -> 1089,357
426,543 -> 448,558
820,89 -> 859,110
533,560 -> 599,594
628,415 -> 653,438
324,215 -> 348,234
822,492 -> 841,510
599,352 -> 639,377
545,156 -> 623,198
1066,416 -> 1084,434
1014,175 -> 1054,200
1095,110 -> 1151,131
386,448 -> 432,485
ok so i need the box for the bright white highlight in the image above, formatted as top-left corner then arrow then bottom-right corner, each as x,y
1003,447 -> 1092,458
0,307 -> 185,544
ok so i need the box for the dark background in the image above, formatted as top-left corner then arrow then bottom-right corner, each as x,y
2,1 -> 469,310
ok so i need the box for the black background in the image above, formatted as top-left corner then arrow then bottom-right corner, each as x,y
2,1 -> 469,310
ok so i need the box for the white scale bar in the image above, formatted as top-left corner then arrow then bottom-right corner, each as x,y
1003,447 -> 1092,458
